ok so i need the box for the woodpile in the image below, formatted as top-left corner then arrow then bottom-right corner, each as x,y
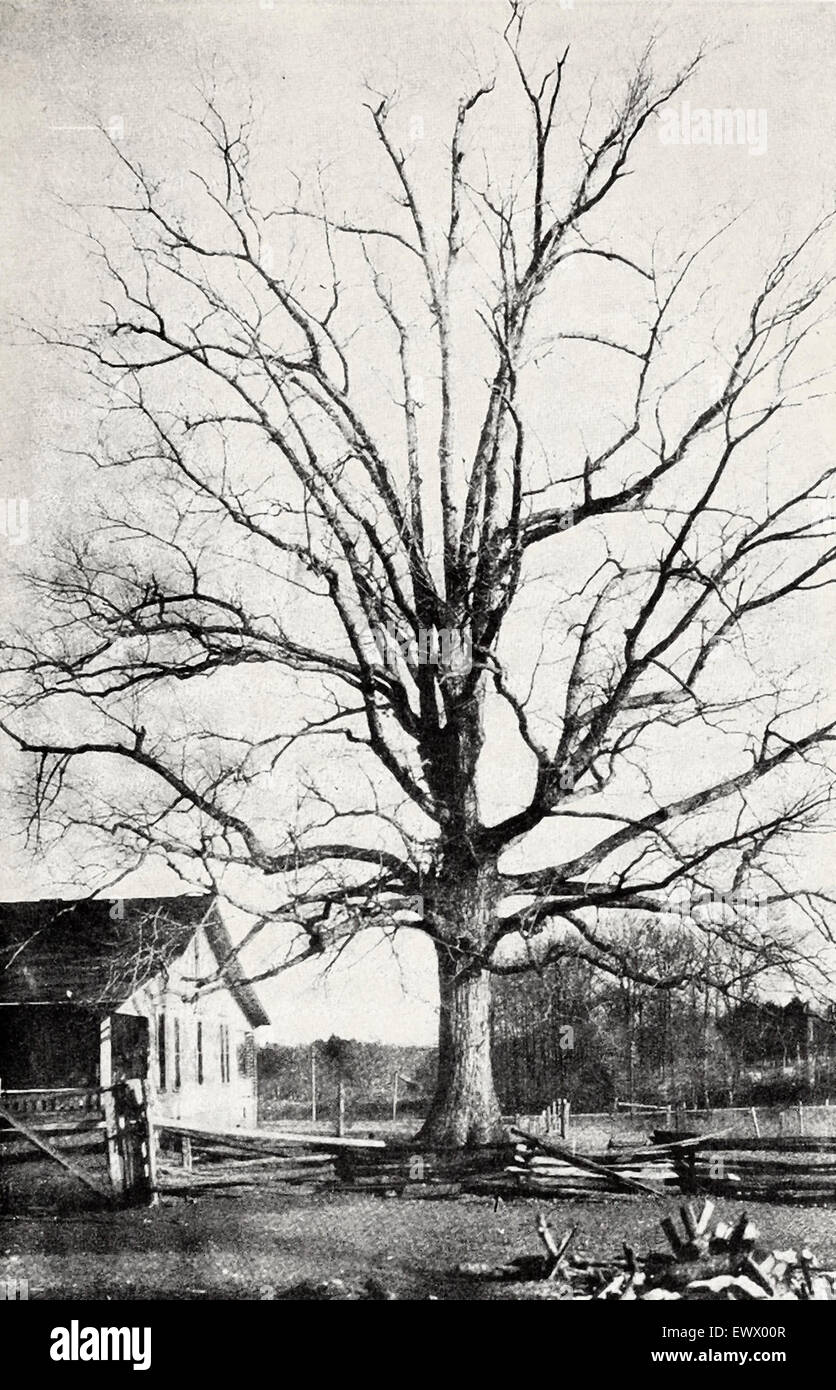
601,1204 -> 836,1300
505,1127 -> 679,1196
458,1204 -> 836,1300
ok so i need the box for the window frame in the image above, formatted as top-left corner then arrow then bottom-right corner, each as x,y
219,1023 -> 231,1084
173,1017 -> 182,1091
157,1013 -> 167,1092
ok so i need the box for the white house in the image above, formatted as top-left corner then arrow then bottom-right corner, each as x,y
0,894 -> 270,1132
117,898 -> 270,1129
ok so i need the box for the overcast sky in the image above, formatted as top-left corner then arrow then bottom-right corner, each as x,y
1,0 -> 834,1043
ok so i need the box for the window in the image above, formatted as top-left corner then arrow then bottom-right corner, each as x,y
219,1023 -> 230,1084
196,1021 -> 204,1085
157,1014 -> 167,1091
173,1018 -> 182,1091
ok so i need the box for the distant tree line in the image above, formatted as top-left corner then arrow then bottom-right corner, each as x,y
259,926 -> 836,1121
258,1037 -> 436,1122
491,925 -> 836,1113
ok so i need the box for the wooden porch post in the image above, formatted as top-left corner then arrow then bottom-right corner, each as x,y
140,1078 -> 159,1204
99,1017 -> 125,1200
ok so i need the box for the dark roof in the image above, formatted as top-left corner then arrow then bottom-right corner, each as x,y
0,895 -> 269,1029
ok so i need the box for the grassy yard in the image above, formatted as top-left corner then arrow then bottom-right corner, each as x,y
4,1187 -> 836,1300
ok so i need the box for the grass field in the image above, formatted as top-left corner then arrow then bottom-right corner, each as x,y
4,1187 -> 836,1300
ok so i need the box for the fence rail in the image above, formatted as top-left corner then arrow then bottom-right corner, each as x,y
513,1099 -> 836,1143
0,1082 -> 154,1206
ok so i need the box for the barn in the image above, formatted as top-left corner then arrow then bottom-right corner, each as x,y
0,895 -> 270,1207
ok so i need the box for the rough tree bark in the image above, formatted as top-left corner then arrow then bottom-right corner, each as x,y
419,839 -> 505,1144
420,949 -> 502,1147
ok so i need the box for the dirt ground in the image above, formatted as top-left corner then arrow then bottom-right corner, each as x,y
5,1188 -> 836,1300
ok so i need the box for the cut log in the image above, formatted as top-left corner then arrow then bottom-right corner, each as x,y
680,1204 -> 698,1240
660,1216 -> 683,1252
695,1199 -> 715,1235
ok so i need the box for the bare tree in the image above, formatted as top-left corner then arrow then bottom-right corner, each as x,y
3,7 -> 835,1143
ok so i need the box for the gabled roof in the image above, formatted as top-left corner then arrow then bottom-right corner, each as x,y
0,895 -> 269,1029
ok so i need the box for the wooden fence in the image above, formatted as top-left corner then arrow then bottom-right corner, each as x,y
510,1098 -> 836,1154
0,1083 -> 154,1208
677,1136 -> 836,1205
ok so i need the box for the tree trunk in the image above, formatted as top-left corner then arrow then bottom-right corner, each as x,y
419,946 -> 504,1147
